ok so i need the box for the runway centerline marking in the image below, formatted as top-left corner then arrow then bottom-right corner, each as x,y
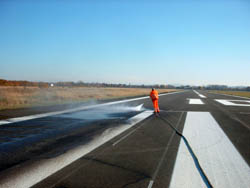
215,99 -> 250,107
170,112 -> 250,188
193,90 -> 207,98
188,98 -> 204,104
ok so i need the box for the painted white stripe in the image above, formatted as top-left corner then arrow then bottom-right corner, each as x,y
170,112 -> 250,188
0,120 -> 11,124
188,99 -> 204,104
0,91 -> 185,125
0,111 -> 153,188
147,180 -> 154,188
193,90 -> 207,98
215,99 -> 250,107
198,94 -> 206,98
224,99 -> 250,103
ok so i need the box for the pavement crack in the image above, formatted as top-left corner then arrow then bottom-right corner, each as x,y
82,156 -> 151,179
122,176 -> 149,188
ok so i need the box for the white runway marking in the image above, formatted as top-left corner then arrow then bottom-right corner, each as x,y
170,112 -> 250,188
0,91 -> 185,125
0,111 -> 153,188
215,99 -> 250,107
193,90 -> 207,98
147,180 -> 154,188
0,120 -> 11,124
188,98 -> 204,104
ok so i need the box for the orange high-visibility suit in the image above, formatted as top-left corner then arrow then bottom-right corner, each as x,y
150,89 -> 160,113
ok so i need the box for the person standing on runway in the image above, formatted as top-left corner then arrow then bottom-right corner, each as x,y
150,88 -> 160,114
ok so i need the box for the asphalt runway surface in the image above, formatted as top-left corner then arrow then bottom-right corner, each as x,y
0,90 -> 249,188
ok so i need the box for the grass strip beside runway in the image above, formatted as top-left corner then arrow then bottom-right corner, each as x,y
208,90 -> 250,98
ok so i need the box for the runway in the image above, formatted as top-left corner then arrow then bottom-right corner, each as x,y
0,90 -> 249,188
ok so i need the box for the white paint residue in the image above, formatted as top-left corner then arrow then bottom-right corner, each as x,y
170,112 -> 250,188
0,111 -> 153,188
188,99 -> 204,104
215,99 -> 250,107
193,90 -> 207,98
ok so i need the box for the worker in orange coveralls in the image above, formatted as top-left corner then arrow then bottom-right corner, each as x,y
150,88 -> 160,114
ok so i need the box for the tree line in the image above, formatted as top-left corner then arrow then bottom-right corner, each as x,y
0,79 -> 49,87
0,79 -> 173,89
0,79 -> 249,91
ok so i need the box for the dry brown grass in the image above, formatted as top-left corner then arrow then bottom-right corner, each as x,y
210,90 -> 250,98
0,86 -> 177,110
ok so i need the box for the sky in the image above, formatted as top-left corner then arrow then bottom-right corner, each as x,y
0,0 -> 250,86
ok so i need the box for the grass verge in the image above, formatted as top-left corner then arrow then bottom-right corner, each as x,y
208,90 -> 250,98
0,86 -> 178,110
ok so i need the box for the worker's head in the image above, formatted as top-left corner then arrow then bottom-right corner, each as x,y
152,88 -> 154,91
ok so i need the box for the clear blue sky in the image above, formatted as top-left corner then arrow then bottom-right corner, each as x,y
1,0 -> 250,86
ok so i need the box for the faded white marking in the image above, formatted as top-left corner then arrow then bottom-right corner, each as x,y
239,112 -> 250,115
0,111 -> 153,188
0,91 -> 185,125
188,99 -> 204,104
193,90 -> 207,98
149,112 -> 184,188
113,124 -> 141,146
215,99 -> 250,107
170,112 -> 250,188
113,110 -> 152,146
147,180 -> 154,188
